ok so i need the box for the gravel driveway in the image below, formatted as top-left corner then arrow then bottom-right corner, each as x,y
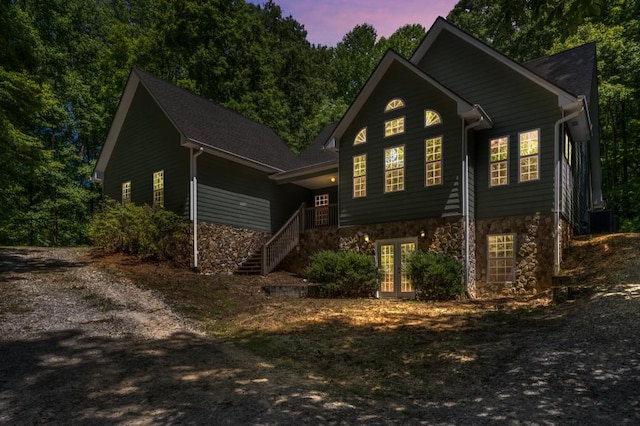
1,247 -> 639,425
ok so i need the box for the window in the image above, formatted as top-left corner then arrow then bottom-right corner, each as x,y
425,110 -> 442,127
354,127 -> 367,145
564,134 -> 572,167
122,181 -> 131,205
314,194 -> 329,226
425,136 -> 443,186
153,170 -> 164,208
519,130 -> 539,182
384,145 -> 405,193
384,117 -> 405,137
385,98 -> 405,112
353,155 -> 367,198
490,136 -> 508,186
488,234 -> 515,283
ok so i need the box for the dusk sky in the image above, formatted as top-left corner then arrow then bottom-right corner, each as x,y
270,0 -> 460,47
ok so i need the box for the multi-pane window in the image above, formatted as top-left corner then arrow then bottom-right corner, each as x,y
384,145 -> 405,193
490,136 -> 509,187
425,136 -> 443,186
488,234 -> 515,283
354,127 -> 367,145
385,98 -> 405,112
353,155 -> 367,198
314,193 -> 329,226
122,181 -> 131,204
384,117 -> 405,137
153,170 -> 164,208
519,130 -> 539,182
425,110 -> 442,127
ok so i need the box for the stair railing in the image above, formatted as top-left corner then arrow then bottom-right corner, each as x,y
261,204 -> 305,275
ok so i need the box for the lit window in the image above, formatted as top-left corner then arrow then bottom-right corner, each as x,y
122,181 -> 131,205
384,146 -> 405,193
153,170 -> 164,208
425,110 -> 442,127
519,130 -> 539,182
384,117 -> 405,137
353,155 -> 367,198
564,133 -> 572,167
354,127 -> 367,145
385,98 -> 405,112
425,136 -> 442,186
314,194 -> 329,226
488,234 -> 515,283
490,136 -> 508,187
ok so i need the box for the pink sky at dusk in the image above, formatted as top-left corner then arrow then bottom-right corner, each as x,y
269,0 -> 460,47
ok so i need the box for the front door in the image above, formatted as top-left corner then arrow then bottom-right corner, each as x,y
377,239 -> 417,298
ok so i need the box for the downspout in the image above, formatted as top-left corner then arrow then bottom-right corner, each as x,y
462,111 -> 486,299
191,146 -> 205,272
553,107 -> 584,275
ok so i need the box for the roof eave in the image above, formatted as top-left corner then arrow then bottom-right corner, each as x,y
182,139 -> 285,173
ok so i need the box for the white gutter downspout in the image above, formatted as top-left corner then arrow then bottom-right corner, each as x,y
190,146 -> 205,272
462,112 -> 486,299
553,107 -> 584,275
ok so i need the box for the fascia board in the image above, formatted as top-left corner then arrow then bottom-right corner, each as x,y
324,50 -> 476,151
411,17 -> 579,109
182,139 -> 283,173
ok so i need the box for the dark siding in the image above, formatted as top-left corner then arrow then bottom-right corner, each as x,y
103,85 -> 190,215
339,62 -> 464,227
417,31 -> 562,218
197,155 -> 310,233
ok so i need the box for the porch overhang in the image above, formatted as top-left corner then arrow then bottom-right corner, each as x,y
269,160 -> 339,190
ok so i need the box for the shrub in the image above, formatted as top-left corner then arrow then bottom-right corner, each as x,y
88,200 -> 188,260
406,250 -> 464,301
305,250 -> 379,298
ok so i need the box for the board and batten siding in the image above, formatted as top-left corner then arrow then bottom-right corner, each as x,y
417,30 -> 563,219
196,154 -> 310,233
339,61 -> 464,227
103,84 -> 189,214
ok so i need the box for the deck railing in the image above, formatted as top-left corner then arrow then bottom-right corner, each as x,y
303,204 -> 339,229
262,204 -> 304,275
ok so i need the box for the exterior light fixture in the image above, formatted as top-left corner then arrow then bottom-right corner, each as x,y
420,229 -> 426,238
330,176 -> 336,183
364,233 -> 370,242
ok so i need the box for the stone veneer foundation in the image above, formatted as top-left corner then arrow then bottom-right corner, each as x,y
193,222 -> 269,274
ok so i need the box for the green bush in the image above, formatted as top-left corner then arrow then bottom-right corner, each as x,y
305,250 -> 379,298
88,200 -> 188,260
406,250 -> 464,301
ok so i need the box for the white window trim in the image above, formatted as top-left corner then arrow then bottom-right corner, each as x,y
489,136 -> 509,187
384,145 -> 405,193
384,116 -> 406,138
424,109 -> 442,127
518,129 -> 540,183
425,135 -> 443,187
487,233 -> 516,283
353,154 -> 367,198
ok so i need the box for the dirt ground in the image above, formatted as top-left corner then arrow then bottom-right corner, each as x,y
1,234 -> 640,424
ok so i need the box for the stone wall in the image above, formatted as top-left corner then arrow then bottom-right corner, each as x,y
474,213 -> 563,297
283,216 -> 467,277
195,222 -> 269,274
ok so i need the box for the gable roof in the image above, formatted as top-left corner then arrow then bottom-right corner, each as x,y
299,122 -> 338,165
94,68 -> 305,179
325,50 -> 489,151
524,43 -> 596,100
411,17 -> 582,108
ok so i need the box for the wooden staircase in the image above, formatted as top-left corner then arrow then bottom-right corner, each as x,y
235,249 -> 263,275
234,204 -> 305,276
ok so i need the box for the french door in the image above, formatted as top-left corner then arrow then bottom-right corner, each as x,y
377,238 -> 417,298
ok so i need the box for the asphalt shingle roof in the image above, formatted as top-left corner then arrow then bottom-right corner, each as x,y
524,43 -> 596,99
134,68 -> 305,172
299,122 -> 338,165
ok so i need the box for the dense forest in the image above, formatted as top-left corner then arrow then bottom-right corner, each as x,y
1,0 -> 639,246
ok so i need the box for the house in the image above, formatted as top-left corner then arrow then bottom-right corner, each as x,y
94,17 -> 602,298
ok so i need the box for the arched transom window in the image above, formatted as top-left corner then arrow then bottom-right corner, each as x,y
354,127 -> 367,145
385,98 -> 405,112
425,110 -> 442,127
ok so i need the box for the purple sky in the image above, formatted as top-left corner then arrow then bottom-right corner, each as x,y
270,0 -> 459,47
